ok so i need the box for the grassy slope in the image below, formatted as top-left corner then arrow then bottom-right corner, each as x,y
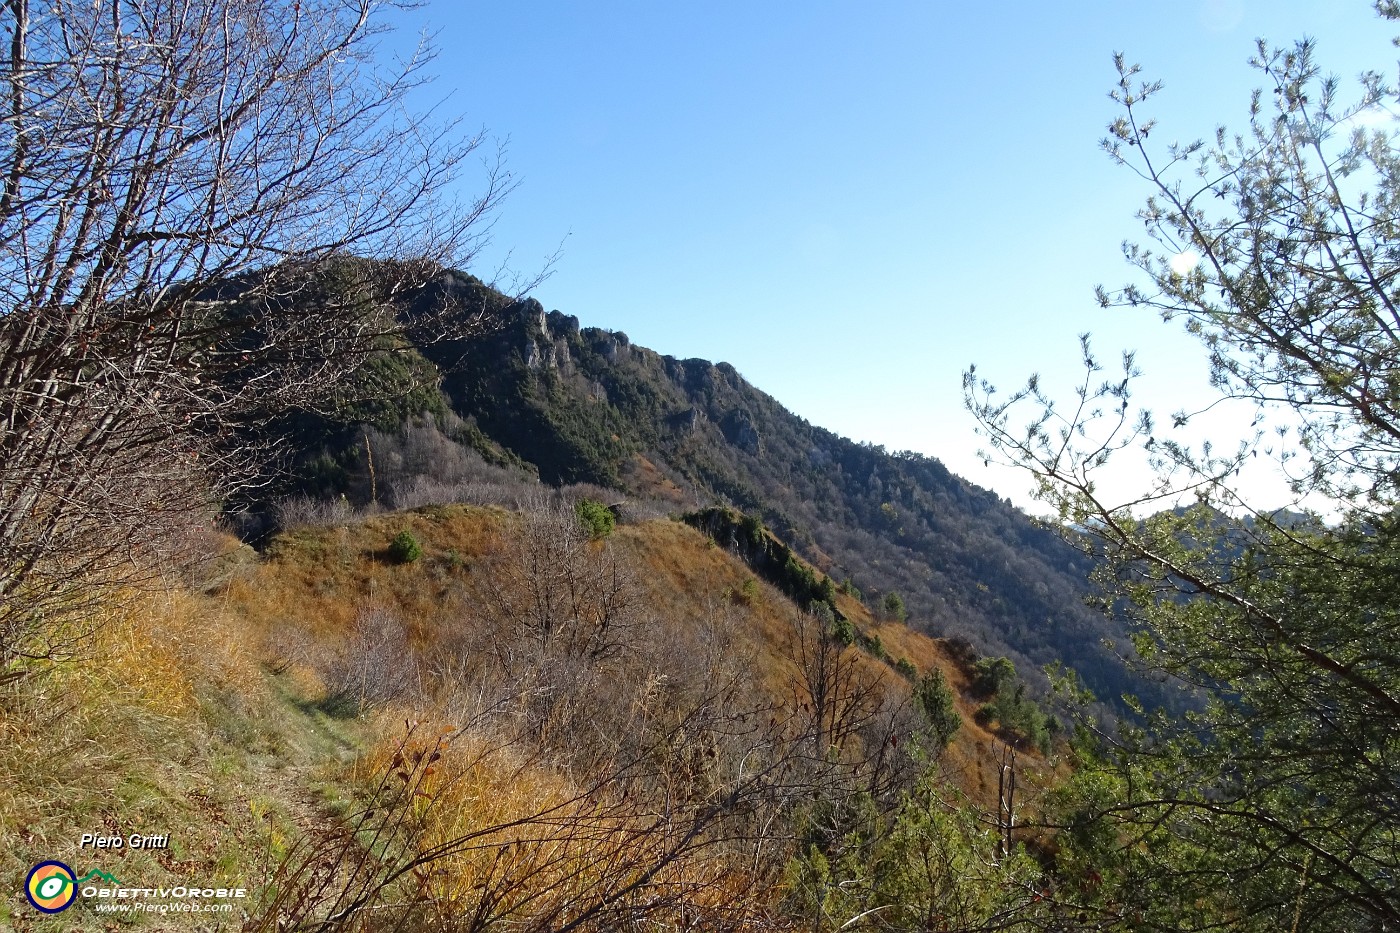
1,583 -> 370,930
3,506 -> 1051,930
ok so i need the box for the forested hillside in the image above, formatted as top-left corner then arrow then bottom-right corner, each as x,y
252,271 -> 1161,715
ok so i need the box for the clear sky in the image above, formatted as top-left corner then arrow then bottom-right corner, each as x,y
385,1 -> 1396,509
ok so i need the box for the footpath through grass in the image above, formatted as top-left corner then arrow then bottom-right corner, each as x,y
1,581 -> 374,931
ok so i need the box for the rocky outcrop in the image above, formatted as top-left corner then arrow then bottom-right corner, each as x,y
722,407 -> 761,456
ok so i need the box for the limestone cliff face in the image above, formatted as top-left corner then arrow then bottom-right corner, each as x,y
596,331 -> 628,363
671,406 -> 703,435
721,407 -> 761,456
521,299 -> 553,370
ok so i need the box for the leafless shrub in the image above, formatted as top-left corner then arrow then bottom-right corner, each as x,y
555,481 -> 677,526
250,503 -> 921,930
857,674 -> 926,800
387,470 -> 540,511
789,607 -> 881,764
249,690 -> 797,933
322,605 -> 421,712
479,497 -> 643,668
386,476 -> 462,510
611,498 -> 673,524
260,623 -> 322,678
556,482 -> 624,507
273,495 -> 359,530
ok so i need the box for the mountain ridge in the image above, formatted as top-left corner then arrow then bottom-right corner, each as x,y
261,271 -> 1168,715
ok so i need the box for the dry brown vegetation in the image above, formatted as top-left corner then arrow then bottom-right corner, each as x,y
3,501 -> 1055,930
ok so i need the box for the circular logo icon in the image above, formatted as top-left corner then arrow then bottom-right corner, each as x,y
25,861 -> 77,913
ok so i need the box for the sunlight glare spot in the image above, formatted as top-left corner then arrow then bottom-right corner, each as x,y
1169,249 -> 1201,275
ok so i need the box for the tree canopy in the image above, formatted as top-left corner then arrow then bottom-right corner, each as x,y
968,4 -> 1400,929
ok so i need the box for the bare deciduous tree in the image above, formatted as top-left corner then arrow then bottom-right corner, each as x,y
481,497 -> 642,669
0,0 -> 513,673
789,604 -> 886,772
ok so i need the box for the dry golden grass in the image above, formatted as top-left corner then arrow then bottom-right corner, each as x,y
0,585 -> 312,929
616,519 -> 795,664
266,503 -> 1054,816
4,501 -> 1062,928
213,510 -> 815,927
606,512 -> 1064,828
351,721 -> 583,914
620,453 -> 690,506
222,504 -> 508,648
331,714 -> 782,932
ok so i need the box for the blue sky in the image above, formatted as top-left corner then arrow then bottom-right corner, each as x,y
386,1 -> 1396,508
